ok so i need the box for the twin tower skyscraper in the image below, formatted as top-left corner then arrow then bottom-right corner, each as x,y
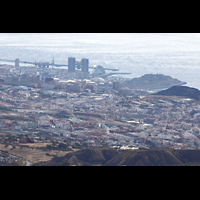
68,57 -> 89,73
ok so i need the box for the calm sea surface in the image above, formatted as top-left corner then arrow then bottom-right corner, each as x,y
1,33 -> 200,89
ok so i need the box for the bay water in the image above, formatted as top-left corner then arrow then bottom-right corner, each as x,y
1,33 -> 200,89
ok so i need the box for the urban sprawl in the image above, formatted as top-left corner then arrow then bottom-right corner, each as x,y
0,57 -> 200,164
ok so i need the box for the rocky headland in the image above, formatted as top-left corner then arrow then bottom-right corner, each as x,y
121,74 -> 186,90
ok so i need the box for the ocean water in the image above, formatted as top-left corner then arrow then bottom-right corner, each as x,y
1,33 -> 200,89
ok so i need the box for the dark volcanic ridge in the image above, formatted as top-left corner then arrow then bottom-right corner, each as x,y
39,148 -> 200,166
153,85 -> 200,100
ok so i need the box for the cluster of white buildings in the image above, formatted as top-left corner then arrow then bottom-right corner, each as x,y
1,63 -> 200,150
2,80 -> 200,150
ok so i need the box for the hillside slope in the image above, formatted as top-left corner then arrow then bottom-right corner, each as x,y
41,148 -> 200,166
44,148 -> 119,166
104,149 -> 183,166
153,86 -> 200,100
121,74 -> 186,90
